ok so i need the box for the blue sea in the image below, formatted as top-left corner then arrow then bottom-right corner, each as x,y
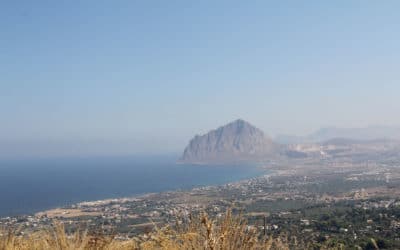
0,156 -> 264,217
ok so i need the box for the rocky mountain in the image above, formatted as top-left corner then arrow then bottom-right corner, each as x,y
180,119 -> 279,164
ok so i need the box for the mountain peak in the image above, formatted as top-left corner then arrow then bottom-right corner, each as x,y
231,118 -> 247,125
216,119 -> 258,134
227,118 -> 253,128
180,120 -> 278,164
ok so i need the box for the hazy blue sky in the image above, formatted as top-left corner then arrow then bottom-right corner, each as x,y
1,1 -> 400,157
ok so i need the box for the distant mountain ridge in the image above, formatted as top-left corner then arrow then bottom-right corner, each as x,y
181,122 -> 400,164
180,119 -> 278,164
276,125 -> 400,144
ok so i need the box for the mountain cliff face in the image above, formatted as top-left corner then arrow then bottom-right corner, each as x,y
180,119 -> 278,164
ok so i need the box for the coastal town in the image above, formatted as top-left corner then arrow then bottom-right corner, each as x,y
2,149 -> 400,247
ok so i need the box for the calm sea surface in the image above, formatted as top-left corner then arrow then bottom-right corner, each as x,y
0,156 -> 265,217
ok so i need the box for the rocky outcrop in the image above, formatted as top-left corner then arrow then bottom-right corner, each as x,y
180,119 -> 279,164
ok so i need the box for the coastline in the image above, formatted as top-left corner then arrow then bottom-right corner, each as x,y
1,165 -> 271,219
34,168 -> 274,219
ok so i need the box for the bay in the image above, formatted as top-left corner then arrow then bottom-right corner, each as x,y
0,156 -> 264,217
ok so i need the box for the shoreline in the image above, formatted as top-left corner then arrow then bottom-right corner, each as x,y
35,169 -> 275,219
2,166 -> 273,219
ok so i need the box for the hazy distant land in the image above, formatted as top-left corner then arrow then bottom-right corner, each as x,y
180,119 -> 400,165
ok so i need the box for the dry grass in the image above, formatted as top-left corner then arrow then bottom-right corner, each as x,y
1,210 -> 344,250
139,210 -> 289,250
